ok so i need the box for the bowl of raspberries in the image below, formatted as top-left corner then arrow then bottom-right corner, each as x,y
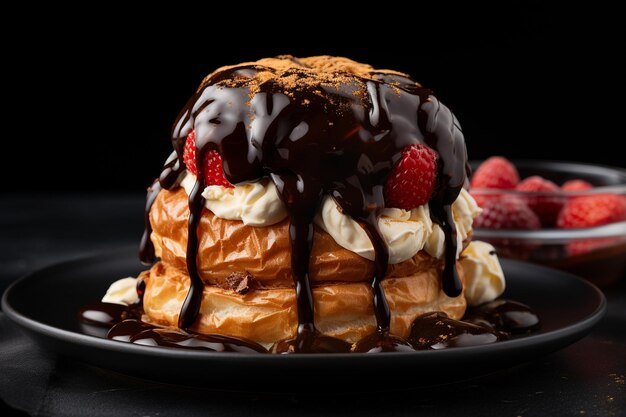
469,157 -> 626,287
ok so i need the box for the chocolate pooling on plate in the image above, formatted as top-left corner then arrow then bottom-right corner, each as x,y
80,297 -> 538,352
136,56 -> 468,352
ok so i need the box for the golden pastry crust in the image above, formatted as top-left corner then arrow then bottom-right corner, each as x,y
145,187 -> 471,345
149,187 -> 469,288
141,262 -> 467,346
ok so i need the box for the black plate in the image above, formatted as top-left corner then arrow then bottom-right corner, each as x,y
1,247 -> 606,390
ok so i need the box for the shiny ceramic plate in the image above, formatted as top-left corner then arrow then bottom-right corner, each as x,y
2,247 -> 606,390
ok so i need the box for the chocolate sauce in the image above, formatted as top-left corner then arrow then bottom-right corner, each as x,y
139,151 -> 185,264
270,323 -> 352,354
408,312 -> 503,350
80,302 -> 267,353
78,298 -> 538,353
79,302 -> 142,328
137,57 -> 468,350
106,317 -> 152,341
353,330 -> 415,353
178,173 -> 206,329
406,300 -> 540,351
465,299 -> 540,334
138,182 -> 161,264
135,276 -> 146,301
108,320 -> 267,353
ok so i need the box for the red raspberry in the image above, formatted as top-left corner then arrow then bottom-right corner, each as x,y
567,237 -> 621,257
384,144 -> 438,210
470,156 -> 520,190
182,130 -> 233,188
469,190 -> 501,209
557,194 -> 626,228
561,179 -> 593,192
515,175 -> 564,227
474,197 -> 541,230
203,151 -> 233,188
183,130 -> 199,177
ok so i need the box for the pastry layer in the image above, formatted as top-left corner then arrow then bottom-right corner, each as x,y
141,261 -> 467,346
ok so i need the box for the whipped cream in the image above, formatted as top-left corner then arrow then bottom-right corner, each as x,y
181,173 -> 287,226
459,241 -> 506,306
424,188 -> 483,259
315,197 -> 433,264
102,277 -> 139,305
179,171 -> 481,264
316,188 -> 481,264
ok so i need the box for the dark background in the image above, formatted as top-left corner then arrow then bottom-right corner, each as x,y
4,4 -> 624,193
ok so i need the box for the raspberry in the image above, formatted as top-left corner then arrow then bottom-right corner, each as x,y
204,151 -> 233,188
557,194 -> 626,228
183,130 -> 199,176
469,190 -> 500,209
567,237 -> 621,257
384,144 -> 438,210
182,130 -> 233,188
474,197 -> 541,230
470,156 -> 520,190
515,175 -> 564,227
561,179 -> 593,192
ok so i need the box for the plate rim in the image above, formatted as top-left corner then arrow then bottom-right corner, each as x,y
1,248 -> 607,363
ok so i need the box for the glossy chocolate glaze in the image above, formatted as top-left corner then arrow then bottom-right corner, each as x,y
108,319 -> 267,353
79,298 -> 538,352
139,151 -> 184,264
408,312 -> 503,350
465,299 -> 540,334
79,302 -> 141,328
80,302 -> 267,352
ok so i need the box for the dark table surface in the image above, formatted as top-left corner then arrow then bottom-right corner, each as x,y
1,194 -> 624,417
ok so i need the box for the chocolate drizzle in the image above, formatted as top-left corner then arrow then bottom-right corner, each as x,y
414,86 -> 467,297
178,173 -> 206,329
138,182 -> 161,264
108,319 -> 267,353
138,56 -> 469,351
78,298 -> 538,352
464,299 -> 540,334
139,151 -> 184,264
408,312 -> 503,349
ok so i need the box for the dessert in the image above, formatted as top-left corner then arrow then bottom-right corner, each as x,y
82,56 -> 538,353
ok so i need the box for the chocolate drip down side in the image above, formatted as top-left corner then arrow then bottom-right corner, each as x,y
139,150 -> 184,264
141,58 -> 469,348
360,215 -> 391,331
138,181 -> 160,264
415,89 -> 467,297
178,174 -> 206,329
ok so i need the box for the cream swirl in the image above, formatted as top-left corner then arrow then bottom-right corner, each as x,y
424,189 -> 483,259
101,277 -> 139,305
315,189 -> 481,264
180,172 -> 287,226
314,198 -> 433,264
179,172 -> 481,264
458,241 -> 506,306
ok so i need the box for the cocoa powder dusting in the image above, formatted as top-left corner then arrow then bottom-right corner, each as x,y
198,55 -> 412,101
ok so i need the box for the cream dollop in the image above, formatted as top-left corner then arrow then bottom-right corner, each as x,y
315,197 -> 433,264
179,171 -> 481,264
315,188 -> 481,264
101,277 -> 139,305
459,241 -> 506,306
180,172 -> 288,226
424,188 -> 483,258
